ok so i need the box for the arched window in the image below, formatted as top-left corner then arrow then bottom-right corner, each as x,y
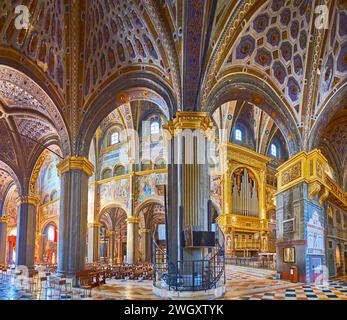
271,143 -> 277,157
235,129 -> 242,141
110,131 -> 119,145
101,168 -> 112,180
150,120 -> 160,135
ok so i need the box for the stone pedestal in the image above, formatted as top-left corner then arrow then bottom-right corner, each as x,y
0,217 -> 8,265
15,196 -> 38,269
56,157 -> 94,276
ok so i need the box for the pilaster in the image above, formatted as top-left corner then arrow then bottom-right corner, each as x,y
276,150 -> 328,283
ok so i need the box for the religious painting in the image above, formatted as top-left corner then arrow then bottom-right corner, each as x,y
306,210 -> 325,256
283,247 -> 295,263
210,175 -> 222,207
99,178 -> 130,208
136,173 -> 167,203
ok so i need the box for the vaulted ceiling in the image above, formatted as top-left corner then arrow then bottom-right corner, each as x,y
0,0 -> 346,192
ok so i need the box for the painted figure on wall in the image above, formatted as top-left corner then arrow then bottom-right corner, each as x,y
307,211 -> 324,255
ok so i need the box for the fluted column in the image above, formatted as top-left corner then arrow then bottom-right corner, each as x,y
126,216 -> 140,264
15,196 -> 38,269
56,156 -> 94,276
164,112 -> 214,265
0,216 -> 9,265
87,223 -> 100,263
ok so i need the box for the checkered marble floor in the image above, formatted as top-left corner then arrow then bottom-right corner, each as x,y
237,277 -> 347,300
1,269 -> 347,300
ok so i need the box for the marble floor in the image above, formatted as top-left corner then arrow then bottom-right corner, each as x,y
0,267 -> 347,300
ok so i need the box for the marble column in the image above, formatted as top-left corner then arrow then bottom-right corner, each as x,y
87,223 -> 100,263
15,196 -> 38,269
0,216 -> 9,265
126,217 -> 140,264
56,157 -> 94,276
165,112 -> 213,266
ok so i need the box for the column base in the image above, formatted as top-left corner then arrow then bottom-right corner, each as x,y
153,283 -> 226,300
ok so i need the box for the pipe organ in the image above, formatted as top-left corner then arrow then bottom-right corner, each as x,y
232,168 -> 259,217
217,144 -> 275,257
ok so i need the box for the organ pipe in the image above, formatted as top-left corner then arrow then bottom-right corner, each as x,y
232,168 -> 259,217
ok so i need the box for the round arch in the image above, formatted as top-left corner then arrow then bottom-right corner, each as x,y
308,81 -> 347,151
0,160 -> 22,197
41,219 -> 58,235
204,72 -> 302,156
97,202 -> 129,222
76,72 -> 178,156
0,59 -> 71,156
135,198 -> 165,218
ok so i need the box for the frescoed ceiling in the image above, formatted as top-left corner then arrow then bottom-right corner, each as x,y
0,0 -> 65,95
0,0 -> 346,189
0,65 -> 68,189
221,0 -> 312,120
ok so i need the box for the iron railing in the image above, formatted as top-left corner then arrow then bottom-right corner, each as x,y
153,225 -> 225,291
225,256 -> 276,270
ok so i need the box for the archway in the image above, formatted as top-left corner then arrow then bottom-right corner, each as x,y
137,201 -> 165,263
211,97 -> 290,263
85,95 -> 169,266
99,206 -> 127,265
41,222 -> 58,265
205,73 -> 302,156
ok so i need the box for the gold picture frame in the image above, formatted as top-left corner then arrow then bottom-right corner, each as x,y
283,247 -> 295,263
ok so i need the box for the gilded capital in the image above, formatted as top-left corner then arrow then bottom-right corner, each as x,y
163,112 -> 214,137
139,228 -> 151,233
126,216 -> 141,224
16,195 -> 39,206
57,156 -> 94,176
88,222 -> 101,228
0,216 -> 9,223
